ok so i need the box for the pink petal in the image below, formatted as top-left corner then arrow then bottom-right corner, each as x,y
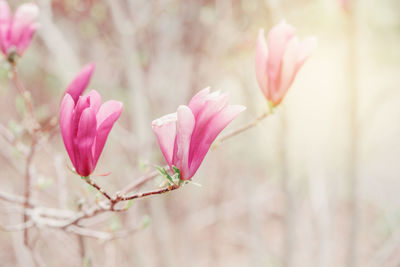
72,95 -> 91,137
65,63 -> 95,103
296,37 -> 317,69
15,22 -> 38,55
174,105 -> 195,179
152,112 -> 177,168
255,29 -> 269,98
267,20 -> 296,92
86,90 -> 102,114
10,3 -> 39,47
188,87 -> 211,117
59,94 -> 76,166
93,100 -> 123,165
193,92 -> 229,132
95,100 -> 122,127
276,36 -> 317,105
0,0 -> 11,54
188,92 -> 229,164
75,107 -> 97,176
189,105 -> 246,176
275,36 -> 300,105
0,1 -> 10,24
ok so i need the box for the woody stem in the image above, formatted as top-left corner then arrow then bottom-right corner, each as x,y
81,176 -> 113,201
10,64 -> 35,120
118,184 -> 180,201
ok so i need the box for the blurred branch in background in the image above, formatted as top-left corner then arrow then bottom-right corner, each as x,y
107,0 -> 152,155
38,0 -> 80,84
345,0 -> 360,267
280,108 -> 295,267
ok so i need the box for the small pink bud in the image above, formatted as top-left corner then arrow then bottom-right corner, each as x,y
0,1 -> 39,57
152,88 -> 246,180
255,21 -> 317,107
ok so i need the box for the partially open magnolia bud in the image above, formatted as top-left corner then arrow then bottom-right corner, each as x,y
152,87 -> 246,180
255,21 -> 317,107
0,1 -> 39,58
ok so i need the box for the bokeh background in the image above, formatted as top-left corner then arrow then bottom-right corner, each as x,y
0,0 -> 400,266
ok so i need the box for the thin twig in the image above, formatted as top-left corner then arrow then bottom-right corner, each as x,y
0,122 -> 29,155
10,64 -> 35,121
346,1 -> 359,267
0,190 -> 26,205
0,123 -> 16,144
60,205 -> 105,228
120,168 -> 165,195
23,137 -> 37,246
119,184 -> 180,201
212,112 -> 269,149
82,177 -> 113,201
68,224 -> 141,241
0,220 -> 34,232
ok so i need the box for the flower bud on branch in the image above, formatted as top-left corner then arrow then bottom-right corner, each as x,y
152,87 -> 246,180
60,65 -> 123,177
255,21 -> 317,107
0,1 -> 39,62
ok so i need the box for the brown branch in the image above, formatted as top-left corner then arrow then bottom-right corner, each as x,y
58,183 -> 180,228
8,62 -> 40,248
118,184 -> 180,201
82,177 -> 113,201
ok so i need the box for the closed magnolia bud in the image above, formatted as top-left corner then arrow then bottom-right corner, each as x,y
60,65 -> 122,177
255,21 -> 317,107
0,1 -> 39,58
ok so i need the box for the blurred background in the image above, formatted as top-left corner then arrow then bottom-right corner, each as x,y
0,0 -> 400,266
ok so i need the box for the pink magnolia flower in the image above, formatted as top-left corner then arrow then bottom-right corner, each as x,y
0,1 -> 39,57
339,0 -> 350,12
152,88 -> 246,180
60,88 -> 123,176
255,21 -> 317,107
64,63 -> 95,103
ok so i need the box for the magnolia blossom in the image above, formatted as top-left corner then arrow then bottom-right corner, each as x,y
255,21 -> 317,106
0,1 -> 39,57
152,88 -> 246,180
339,0 -> 350,12
60,68 -> 122,177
